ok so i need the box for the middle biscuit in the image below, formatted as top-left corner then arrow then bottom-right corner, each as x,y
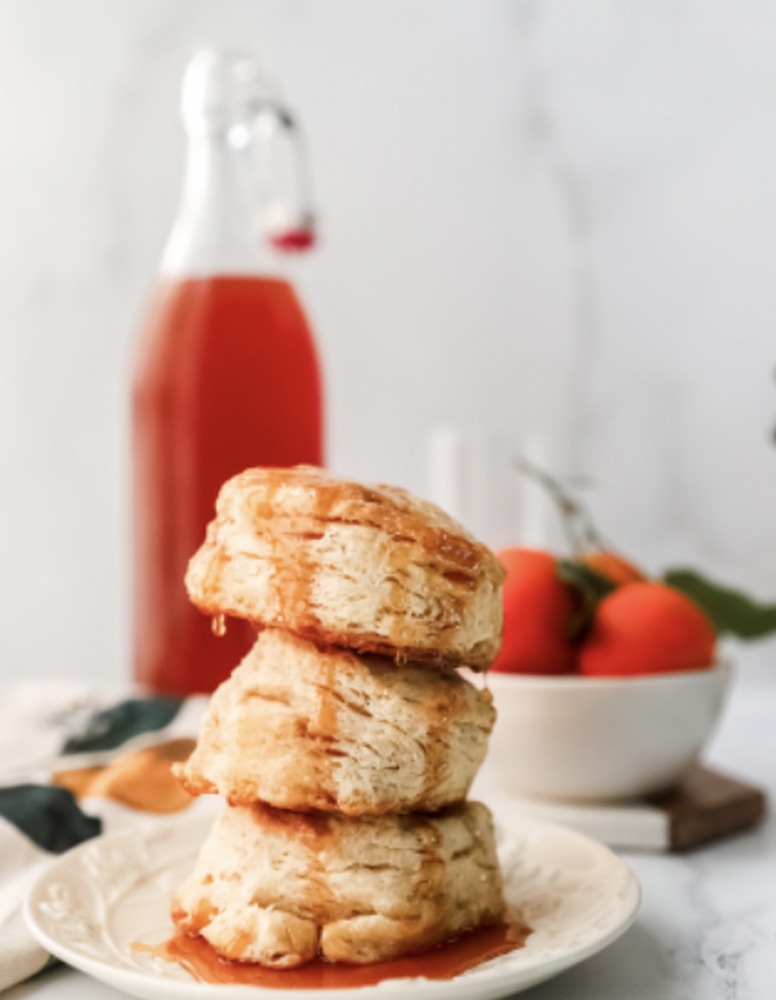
174,628 -> 495,815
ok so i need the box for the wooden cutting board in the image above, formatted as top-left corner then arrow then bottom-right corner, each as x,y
645,765 -> 766,851
486,766 -> 766,852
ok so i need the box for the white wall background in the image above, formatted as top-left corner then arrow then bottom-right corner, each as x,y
1,0 -> 775,685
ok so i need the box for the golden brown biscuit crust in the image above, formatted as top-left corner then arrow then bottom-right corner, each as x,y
172,801 -> 505,967
173,628 -> 496,814
185,466 -> 505,670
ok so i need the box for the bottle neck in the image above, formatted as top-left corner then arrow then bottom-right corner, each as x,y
161,132 -> 279,279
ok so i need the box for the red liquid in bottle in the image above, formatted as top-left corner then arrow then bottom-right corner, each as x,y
132,274 -> 323,694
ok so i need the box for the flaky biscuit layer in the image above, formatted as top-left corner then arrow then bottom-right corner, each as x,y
185,466 -> 504,671
173,628 -> 495,814
172,800 -> 504,967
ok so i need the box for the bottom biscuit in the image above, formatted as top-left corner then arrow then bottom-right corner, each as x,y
172,801 -> 505,968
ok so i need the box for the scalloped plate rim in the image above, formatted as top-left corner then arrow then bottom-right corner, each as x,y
24,813 -> 641,1000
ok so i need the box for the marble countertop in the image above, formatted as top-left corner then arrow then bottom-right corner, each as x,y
7,655 -> 775,1000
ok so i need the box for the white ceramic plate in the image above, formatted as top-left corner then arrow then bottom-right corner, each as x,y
25,814 -> 640,1000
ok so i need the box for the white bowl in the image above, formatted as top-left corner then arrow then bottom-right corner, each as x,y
483,663 -> 731,802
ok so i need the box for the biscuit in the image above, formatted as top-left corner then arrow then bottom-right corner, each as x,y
185,466 -> 504,671
172,800 -> 504,967
173,629 -> 495,814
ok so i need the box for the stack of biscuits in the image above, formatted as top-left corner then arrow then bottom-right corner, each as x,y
171,466 -> 507,968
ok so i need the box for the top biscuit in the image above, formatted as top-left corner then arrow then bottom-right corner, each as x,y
186,466 -> 505,670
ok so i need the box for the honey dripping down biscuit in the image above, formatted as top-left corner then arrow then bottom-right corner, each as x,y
171,802 -> 506,968
185,466 -> 505,671
173,628 -> 496,815
169,466 -> 510,973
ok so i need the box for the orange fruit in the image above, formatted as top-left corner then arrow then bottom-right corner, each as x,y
579,582 -> 716,677
581,551 -> 647,586
490,548 -> 577,675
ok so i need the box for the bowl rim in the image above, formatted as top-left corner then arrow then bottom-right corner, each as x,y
481,659 -> 731,691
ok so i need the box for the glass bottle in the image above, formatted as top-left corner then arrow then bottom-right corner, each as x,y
131,50 -> 323,695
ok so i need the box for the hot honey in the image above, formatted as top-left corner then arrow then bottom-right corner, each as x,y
139,913 -> 531,990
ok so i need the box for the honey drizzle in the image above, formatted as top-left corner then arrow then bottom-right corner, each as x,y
199,467 -> 500,667
137,912 -> 531,989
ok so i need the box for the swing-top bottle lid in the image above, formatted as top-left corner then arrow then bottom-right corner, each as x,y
182,49 -> 279,135
179,48 -> 316,252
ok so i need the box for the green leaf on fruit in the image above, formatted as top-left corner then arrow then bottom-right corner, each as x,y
664,568 -> 776,640
557,559 -> 617,641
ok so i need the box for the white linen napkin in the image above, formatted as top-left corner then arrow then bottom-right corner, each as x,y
0,685 -> 206,992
